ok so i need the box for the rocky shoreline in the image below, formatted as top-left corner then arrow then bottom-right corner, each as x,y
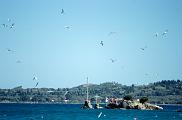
106,99 -> 163,110
82,97 -> 163,110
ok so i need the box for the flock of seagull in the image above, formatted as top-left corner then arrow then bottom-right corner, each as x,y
1,18 -> 15,29
0,9 -> 71,88
1,18 -> 39,87
1,8 -> 169,89
98,26 -> 169,84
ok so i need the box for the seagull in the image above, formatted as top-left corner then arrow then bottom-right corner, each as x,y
10,23 -> 15,29
16,60 -> 22,63
7,49 -> 12,52
64,91 -> 68,100
140,46 -> 147,51
33,76 -> 38,81
140,48 -> 145,51
145,73 -> 149,76
108,32 -> 116,36
64,91 -> 68,96
64,26 -> 70,29
35,82 -> 39,87
7,48 -> 15,53
110,58 -> 116,63
100,41 -> 104,46
154,32 -> 159,37
7,18 -> 11,22
162,29 -> 168,36
2,24 -> 6,27
60,9 -> 64,14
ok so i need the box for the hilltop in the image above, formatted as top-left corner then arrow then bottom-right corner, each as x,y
0,80 -> 181,104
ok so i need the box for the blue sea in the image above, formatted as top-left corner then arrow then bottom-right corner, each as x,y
0,103 -> 182,120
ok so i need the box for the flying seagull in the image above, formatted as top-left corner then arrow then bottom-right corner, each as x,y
7,18 -> 11,22
16,60 -> 22,63
145,73 -> 149,76
10,23 -> 15,29
140,46 -> 147,51
100,41 -> 104,46
60,9 -> 64,14
64,91 -> 68,100
162,29 -> 168,36
64,91 -> 68,96
108,32 -> 116,36
2,24 -> 6,28
140,48 -> 145,51
154,32 -> 159,37
33,76 -> 38,81
110,58 -> 116,63
7,49 -> 12,52
64,26 -> 70,29
7,48 -> 15,53
35,82 -> 39,87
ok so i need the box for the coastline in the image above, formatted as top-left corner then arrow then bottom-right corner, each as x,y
0,102 -> 81,104
0,102 -> 182,106
158,104 -> 182,106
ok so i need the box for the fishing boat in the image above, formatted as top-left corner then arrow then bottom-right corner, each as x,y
81,77 -> 93,109
94,95 -> 103,109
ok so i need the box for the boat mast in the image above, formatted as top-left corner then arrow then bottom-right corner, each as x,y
86,77 -> 89,101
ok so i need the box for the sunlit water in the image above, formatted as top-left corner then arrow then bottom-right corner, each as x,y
0,104 -> 182,120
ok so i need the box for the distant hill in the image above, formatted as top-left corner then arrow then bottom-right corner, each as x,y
0,80 -> 181,104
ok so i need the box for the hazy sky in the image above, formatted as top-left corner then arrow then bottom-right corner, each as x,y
0,0 -> 182,88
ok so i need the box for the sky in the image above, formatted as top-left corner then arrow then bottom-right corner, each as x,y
0,0 -> 182,88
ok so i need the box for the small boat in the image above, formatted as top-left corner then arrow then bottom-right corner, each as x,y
94,95 -> 103,109
82,100 -> 93,109
82,77 -> 93,109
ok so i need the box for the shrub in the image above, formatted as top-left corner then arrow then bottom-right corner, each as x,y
140,97 -> 148,104
123,95 -> 132,100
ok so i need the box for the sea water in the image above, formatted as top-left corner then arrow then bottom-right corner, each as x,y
0,103 -> 182,120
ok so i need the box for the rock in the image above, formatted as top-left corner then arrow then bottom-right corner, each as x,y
105,99 -> 163,110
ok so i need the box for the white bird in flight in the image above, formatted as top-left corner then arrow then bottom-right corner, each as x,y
64,26 -> 70,29
108,32 -> 116,36
162,29 -> 168,36
35,82 -> 39,87
33,76 -> 38,81
7,48 -> 15,53
16,60 -> 22,63
10,23 -> 15,29
64,91 -> 68,96
154,32 -> 159,37
140,46 -> 147,51
2,24 -> 7,28
8,18 -> 11,22
100,41 -> 104,46
110,58 -> 116,63
60,9 -> 64,14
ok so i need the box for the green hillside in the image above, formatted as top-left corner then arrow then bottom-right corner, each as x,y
0,80 -> 181,104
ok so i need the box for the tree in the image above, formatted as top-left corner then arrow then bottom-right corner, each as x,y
123,95 -> 132,100
140,97 -> 148,104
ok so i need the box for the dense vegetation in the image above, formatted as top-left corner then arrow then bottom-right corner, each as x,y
0,80 -> 181,104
